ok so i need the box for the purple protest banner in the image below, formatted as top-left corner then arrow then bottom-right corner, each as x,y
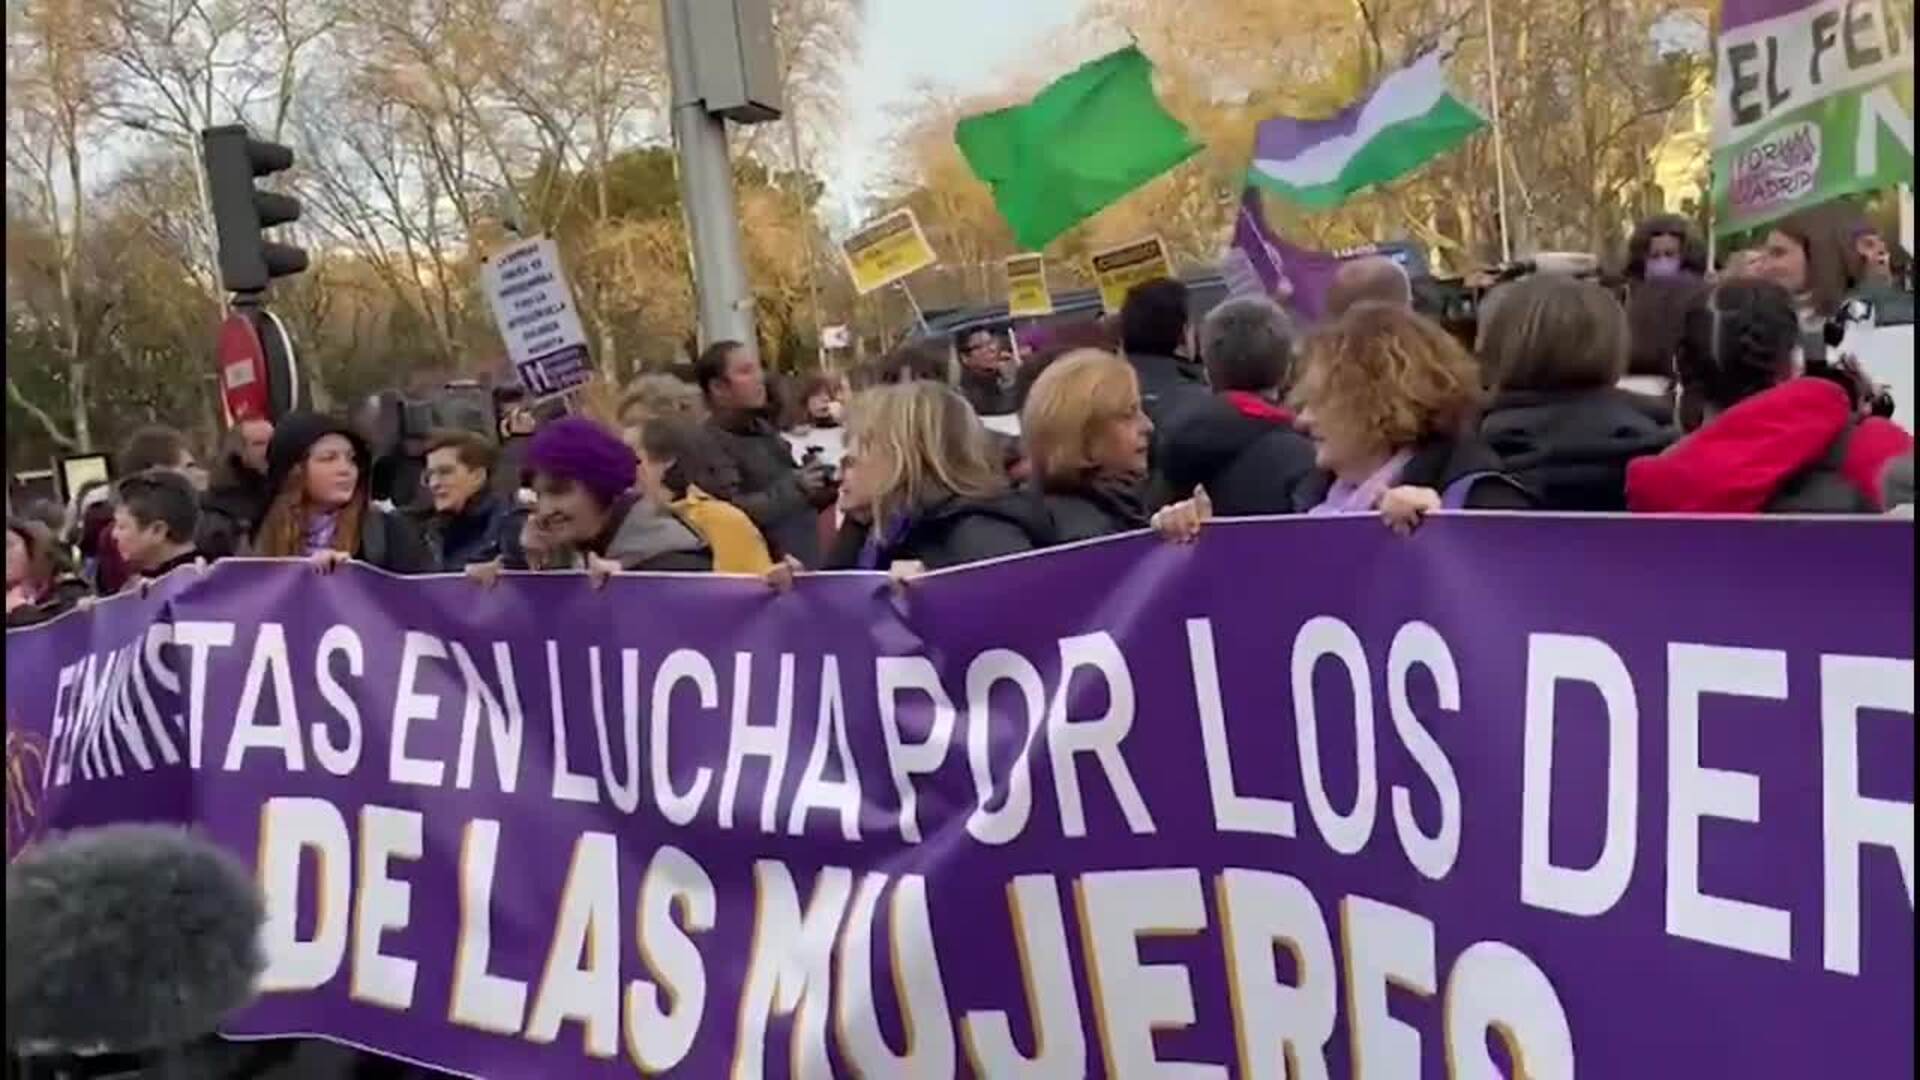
5,516 -> 1914,1078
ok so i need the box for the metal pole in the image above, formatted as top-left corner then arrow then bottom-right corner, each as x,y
662,0 -> 756,352
1481,0 -> 1514,263
897,282 -> 930,334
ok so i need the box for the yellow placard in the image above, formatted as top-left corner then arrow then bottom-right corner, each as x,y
1090,236 -> 1173,314
1005,254 -> 1053,317
840,209 -> 938,295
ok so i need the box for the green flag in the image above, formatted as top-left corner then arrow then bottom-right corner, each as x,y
956,47 -> 1200,251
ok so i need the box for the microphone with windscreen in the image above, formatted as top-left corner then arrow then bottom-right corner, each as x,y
6,824 -> 266,1078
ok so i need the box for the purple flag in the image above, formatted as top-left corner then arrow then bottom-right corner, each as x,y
5,517 -> 1913,1078
1229,187 -> 1341,319
1229,187 -> 1433,323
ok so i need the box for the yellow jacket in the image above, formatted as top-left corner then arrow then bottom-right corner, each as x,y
672,486 -> 775,575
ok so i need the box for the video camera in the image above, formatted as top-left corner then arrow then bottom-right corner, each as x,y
361,381 -> 556,506
1414,252 -> 1624,347
1813,298 -> 1898,420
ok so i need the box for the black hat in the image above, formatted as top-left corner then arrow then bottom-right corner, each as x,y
264,411 -> 373,499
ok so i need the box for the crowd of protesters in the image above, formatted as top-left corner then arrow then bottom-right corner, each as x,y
8,205 -> 1915,631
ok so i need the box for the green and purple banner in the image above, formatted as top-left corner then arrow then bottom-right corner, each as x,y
1713,0 -> 1915,234
5,516 -> 1914,1077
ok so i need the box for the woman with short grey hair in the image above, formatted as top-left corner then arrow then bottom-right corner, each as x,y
1158,296 -> 1318,515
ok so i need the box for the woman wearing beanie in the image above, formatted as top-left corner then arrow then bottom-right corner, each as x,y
253,411 -> 432,573
504,416 -> 712,577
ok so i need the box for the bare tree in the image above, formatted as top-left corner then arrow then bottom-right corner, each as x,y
6,0 -> 112,449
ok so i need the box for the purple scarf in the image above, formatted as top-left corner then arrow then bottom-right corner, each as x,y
858,514 -> 914,570
1308,450 -> 1412,516
303,510 -> 341,556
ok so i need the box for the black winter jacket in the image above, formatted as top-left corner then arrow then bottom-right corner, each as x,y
423,492 -> 521,571
1295,435 -> 1537,511
353,509 -> 436,575
1127,352 -> 1211,431
709,411 -> 821,567
825,492 -> 1053,571
1159,396 -> 1317,516
1036,479 -> 1151,543
1481,388 -> 1675,512
1127,352 -> 1212,505
959,367 -> 1019,417
200,456 -> 274,558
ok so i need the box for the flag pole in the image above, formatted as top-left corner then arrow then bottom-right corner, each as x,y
1481,0 -> 1514,263
896,281 -> 930,335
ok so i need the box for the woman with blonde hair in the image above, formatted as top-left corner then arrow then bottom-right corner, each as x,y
1022,348 -> 1214,543
1291,303 -> 1532,530
617,372 -> 707,434
823,381 -> 1052,571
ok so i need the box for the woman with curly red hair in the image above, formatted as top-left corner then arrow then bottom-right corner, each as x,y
1289,302 -> 1533,531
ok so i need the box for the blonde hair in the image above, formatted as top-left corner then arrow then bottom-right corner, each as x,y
1021,349 -> 1142,490
1289,302 -> 1483,451
846,381 -> 1004,523
618,373 -> 706,431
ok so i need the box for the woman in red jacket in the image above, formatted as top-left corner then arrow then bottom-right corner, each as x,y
1626,279 -> 1911,514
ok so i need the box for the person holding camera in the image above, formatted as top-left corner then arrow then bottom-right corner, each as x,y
697,341 -> 836,567
1626,279 -> 1912,514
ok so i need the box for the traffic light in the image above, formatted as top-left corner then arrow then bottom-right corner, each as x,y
200,124 -> 309,295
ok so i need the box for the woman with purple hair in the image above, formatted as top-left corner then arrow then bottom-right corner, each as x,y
490,416 -> 713,582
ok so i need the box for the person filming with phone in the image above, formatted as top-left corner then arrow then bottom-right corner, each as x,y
697,341 -> 837,567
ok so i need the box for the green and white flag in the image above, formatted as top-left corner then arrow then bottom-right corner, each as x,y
1712,0 -> 1914,235
1247,50 -> 1487,210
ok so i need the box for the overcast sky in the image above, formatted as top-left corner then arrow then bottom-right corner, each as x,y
826,0 -> 1090,229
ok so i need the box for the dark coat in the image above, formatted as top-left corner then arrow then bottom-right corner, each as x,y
6,575 -> 90,629
423,492 -> 520,571
1481,388 -> 1676,512
708,411 -> 820,567
1036,478 -> 1150,544
1159,396 -> 1317,516
1295,435 -> 1537,511
353,509 -> 435,575
201,454 -> 275,557
825,492 -> 1052,571
137,548 -> 205,584
1126,352 -> 1212,506
1127,352 -> 1211,433
959,367 -> 1019,417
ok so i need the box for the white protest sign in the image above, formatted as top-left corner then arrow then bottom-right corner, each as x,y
482,235 -> 593,400
1843,322 -> 1914,433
